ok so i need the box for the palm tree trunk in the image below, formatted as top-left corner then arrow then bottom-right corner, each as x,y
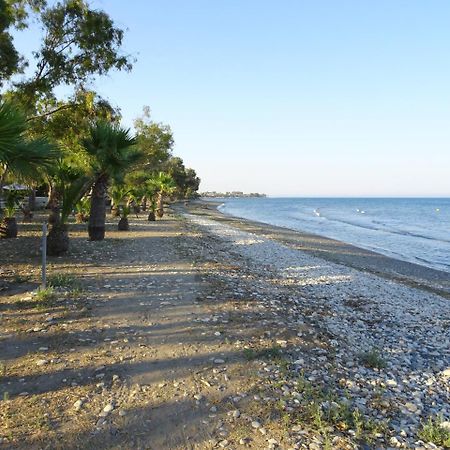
156,192 -> 164,218
48,186 -> 62,225
47,183 -> 58,209
88,176 -> 108,241
118,217 -> 129,231
0,217 -> 18,238
47,222 -> 69,255
0,165 -> 7,213
28,188 -> 36,211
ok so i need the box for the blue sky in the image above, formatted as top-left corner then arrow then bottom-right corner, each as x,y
12,1 -> 450,196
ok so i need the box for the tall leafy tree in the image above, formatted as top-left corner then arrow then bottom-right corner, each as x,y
0,0 -> 21,85
5,0 -> 133,116
82,121 -> 140,241
0,0 -> 46,86
163,156 -> 200,199
183,167 -> 201,198
134,107 -> 174,173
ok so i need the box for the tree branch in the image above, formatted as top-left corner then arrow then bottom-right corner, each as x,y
26,103 -> 76,121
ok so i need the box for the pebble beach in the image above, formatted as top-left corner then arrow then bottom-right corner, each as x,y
181,201 -> 450,449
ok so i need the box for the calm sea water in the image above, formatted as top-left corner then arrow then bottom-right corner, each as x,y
214,198 -> 450,273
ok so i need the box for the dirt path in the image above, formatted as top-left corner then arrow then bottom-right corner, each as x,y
1,212 -> 298,450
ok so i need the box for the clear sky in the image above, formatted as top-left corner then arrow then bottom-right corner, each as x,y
14,1 -> 450,196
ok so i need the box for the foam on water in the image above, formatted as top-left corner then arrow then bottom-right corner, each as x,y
215,198 -> 450,273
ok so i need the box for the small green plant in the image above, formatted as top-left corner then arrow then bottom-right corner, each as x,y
0,361 -> 6,378
12,274 -> 31,283
47,273 -> 77,289
289,375 -> 388,445
120,204 -> 131,218
34,287 -> 57,308
75,196 -> 90,222
418,416 -> 450,447
2,189 -> 24,218
359,349 -> 387,369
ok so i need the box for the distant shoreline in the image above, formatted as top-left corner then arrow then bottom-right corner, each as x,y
200,192 -> 266,199
183,200 -> 450,299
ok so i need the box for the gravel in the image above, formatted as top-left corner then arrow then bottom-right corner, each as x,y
185,212 -> 450,449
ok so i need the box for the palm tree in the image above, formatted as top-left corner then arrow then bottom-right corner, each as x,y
0,102 -> 59,186
144,179 -> 159,221
0,188 -> 23,238
82,122 -> 140,241
151,172 -> 176,218
75,196 -> 90,223
109,184 -> 129,217
0,101 -> 59,237
46,163 -> 92,255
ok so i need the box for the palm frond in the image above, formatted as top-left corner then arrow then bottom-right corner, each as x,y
0,100 -> 61,182
61,175 -> 92,223
9,139 -> 61,182
0,102 -> 27,162
82,122 -> 143,186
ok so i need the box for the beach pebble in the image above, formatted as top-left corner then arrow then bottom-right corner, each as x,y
73,399 -> 83,410
103,403 -> 114,413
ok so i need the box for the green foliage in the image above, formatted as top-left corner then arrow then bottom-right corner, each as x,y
75,195 -> 89,215
47,272 -> 77,288
120,204 -> 130,219
288,376 -> 388,445
134,106 -> 174,172
0,101 -> 60,183
5,0 -> 46,30
1,187 -> 24,217
12,0 -> 133,108
0,0 -> 44,85
148,197 -> 157,212
34,286 -> 57,308
418,416 -> 450,447
125,108 -> 201,200
28,89 -> 121,148
83,121 -> 140,183
358,349 -> 387,369
151,171 -> 176,196
163,156 -> 200,198
0,0 -> 22,86
52,162 -> 92,223
109,183 -> 128,207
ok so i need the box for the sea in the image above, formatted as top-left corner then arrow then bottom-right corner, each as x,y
214,197 -> 450,273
